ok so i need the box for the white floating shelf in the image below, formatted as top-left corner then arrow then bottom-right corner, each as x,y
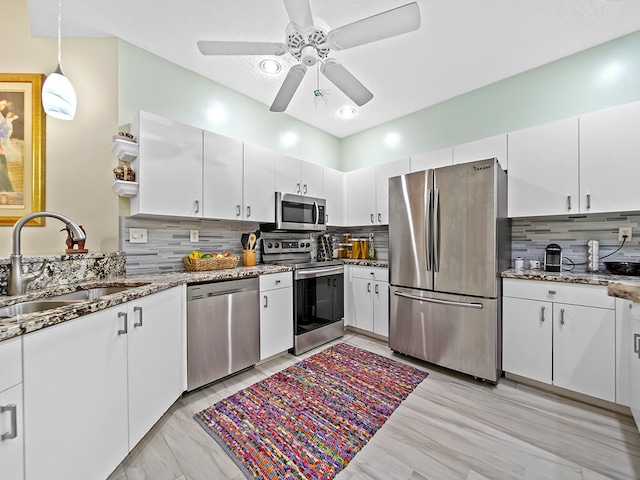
111,180 -> 139,197
111,139 -> 138,162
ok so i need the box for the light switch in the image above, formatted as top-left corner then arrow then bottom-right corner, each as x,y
130,228 -> 148,244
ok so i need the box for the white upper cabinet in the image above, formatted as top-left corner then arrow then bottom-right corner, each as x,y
324,167 -> 345,226
346,166 -> 376,226
203,131 -> 244,220
375,158 -> 410,225
410,147 -> 453,172
275,154 -> 324,198
453,134 -> 508,170
243,143 -> 276,223
508,117 -> 579,217
131,111 -> 204,217
579,100 -> 640,214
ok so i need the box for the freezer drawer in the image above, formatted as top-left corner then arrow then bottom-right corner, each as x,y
389,286 -> 500,382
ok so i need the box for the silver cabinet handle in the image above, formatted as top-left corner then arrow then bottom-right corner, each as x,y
296,183 -> 301,193
303,184 -> 308,195
548,290 -> 556,295
567,195 -> 572,211
1,404 -> 17,440
275,279 -> 281,284
367,282 -> 371,293
378,213 -> 382,223
375,284 -> 379,294
236,205 -> 241,216
246,206 -> 251,217
540,306 -> 546,322
370,213 -> 374,224
560,308 -> 565,325
325,214 -> 329,223
118,311 -> 128,335
194,200 -> 200,214
586,194 -> 591,209
263,295 -> 268,308
133,306 -> 143,328
634,334 -> 640,359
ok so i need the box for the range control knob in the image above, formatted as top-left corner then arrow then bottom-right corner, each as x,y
267,243 -> 273,249
305,242 -> 311,247
300,244 -> 305,248
274,243 -> 280,248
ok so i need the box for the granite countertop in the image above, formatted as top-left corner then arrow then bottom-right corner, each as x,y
0,264 -> 291,343
342,259 -> 389,268
502,268 -> 640,302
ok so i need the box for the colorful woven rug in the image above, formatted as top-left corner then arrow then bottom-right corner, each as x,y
194,342 -> 428,479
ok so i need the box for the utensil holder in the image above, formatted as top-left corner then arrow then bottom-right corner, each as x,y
242,249 -> 256,267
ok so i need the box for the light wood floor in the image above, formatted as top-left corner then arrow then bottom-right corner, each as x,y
107,332 -> 640,480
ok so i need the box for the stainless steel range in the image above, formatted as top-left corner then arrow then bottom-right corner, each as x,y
262,234 -> 344,355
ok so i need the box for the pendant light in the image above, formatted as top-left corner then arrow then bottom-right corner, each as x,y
41,0 -> 77,120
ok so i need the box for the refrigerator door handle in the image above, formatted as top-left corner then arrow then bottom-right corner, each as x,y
426,188 -> 432,271
393,291 -> 483,309
433,187 -> 441,272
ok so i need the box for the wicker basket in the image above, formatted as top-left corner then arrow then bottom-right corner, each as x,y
182,255 -> 239,271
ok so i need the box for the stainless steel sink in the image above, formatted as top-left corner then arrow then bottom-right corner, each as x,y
0,300 -> 81,318
52,286 -> 134,301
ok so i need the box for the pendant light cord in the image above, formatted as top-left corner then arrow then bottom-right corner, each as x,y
57,0 -> 62,67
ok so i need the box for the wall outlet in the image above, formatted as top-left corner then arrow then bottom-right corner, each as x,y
129,228 -> 148,244
190,230 -> 199,243
619,227 -> 632,241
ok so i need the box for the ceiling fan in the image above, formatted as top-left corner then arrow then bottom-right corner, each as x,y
197,1 -> 422,112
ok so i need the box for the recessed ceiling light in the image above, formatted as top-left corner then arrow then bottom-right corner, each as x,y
259,59 -> 282,74
338,106 -> 357,119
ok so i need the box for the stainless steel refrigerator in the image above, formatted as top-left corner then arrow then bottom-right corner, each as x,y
388,158 -> 510,382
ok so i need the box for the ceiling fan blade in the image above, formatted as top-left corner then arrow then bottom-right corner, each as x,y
270,64 -> 308,112
198,41 -> 288,56
326,2 -> 421,51
283,0 -> 315,35
320,59 -> 373,107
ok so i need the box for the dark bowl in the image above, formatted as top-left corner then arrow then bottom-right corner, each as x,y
604,261 -> 640,276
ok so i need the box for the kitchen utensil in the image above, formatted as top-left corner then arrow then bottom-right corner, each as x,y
544,244 -> 562,272
604,261 -> 640,276
254,229 -> 261,240
241,233 -> 249,249
248,233 -> 257,250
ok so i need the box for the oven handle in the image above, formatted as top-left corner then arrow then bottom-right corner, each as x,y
295,266 -> 344,279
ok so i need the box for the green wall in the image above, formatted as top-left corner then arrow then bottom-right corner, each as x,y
117,41 -> 342,169
341,30 -> 640,171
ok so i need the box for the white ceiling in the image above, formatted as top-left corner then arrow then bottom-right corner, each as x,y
27,0 -> 640,138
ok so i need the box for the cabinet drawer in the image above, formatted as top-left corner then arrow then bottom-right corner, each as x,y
0,337 -> 21,393
503,279 -> 614,309
351,266 -> 389,282
260,271 -> 293,291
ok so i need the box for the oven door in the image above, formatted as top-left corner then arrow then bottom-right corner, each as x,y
276,192 -> 326,231
294,265 -> 344,336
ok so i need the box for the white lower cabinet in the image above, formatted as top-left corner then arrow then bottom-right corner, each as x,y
346,266 -> 389,337
629,302 -> 640,429
23,287 -> 183,480
260,272 -> 293,360
0,337 -> 24,480
503,279 -> 616,402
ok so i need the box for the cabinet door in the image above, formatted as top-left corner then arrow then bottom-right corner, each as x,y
508,117 -> 579,217
453,134 -> 508,169
301,160 -> 324,198
203,130 -> 243,220
260,286 -> 294,360
127,287 -> 183,449
132,111 -> 203,217
373,281 -> 389,337
275,154 -> 302,194
375,158 -> 410,225
503,297 -> 553,384
553,304 -> 615,402
580,101 -> 640,214
23,308 -> 129,480
629,302 -> 640,428
324,167 -> 345,226
352,277 -> 374,331
346,167 -> 376,226
0,383 -> 23,480
243,143 -> 276,222
410,147 -> 452,172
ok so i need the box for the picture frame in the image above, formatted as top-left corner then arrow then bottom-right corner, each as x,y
0,73 -> 46,226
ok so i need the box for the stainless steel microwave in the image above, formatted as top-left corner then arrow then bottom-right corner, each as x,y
275,192 -> 326,231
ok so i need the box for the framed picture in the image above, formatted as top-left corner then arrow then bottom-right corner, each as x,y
0,73 -> 46,226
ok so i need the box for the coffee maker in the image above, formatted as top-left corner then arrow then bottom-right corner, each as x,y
544,244 -> 562,272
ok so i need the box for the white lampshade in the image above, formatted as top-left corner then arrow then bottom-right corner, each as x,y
42,66 -> 77,120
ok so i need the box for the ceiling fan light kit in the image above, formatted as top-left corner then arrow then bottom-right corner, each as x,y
198,1 -> 421,113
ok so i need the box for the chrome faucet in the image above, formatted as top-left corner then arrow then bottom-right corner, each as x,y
7,211 -> 87,296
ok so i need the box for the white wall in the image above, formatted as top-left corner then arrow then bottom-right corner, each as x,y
1,0 -> 119,255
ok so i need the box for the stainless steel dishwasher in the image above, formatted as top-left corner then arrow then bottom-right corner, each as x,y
186,278 -> 259,391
